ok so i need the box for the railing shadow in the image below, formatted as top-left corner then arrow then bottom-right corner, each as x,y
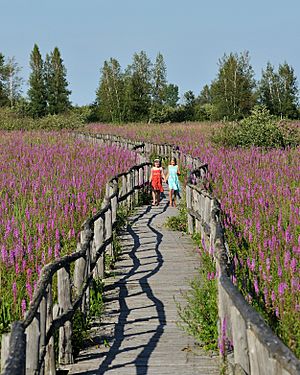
72,201 -> 168,375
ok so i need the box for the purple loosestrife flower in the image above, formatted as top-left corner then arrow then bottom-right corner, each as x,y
12,281 -> 17,304
21,299 -> 26,317
254,279 -> 259,295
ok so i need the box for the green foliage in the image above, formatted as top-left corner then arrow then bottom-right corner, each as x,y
71,310 -> 88,358
0,53 -> 10,107
126,51 -> 152,122
210,51 -> 256,120
258,62 -> 299,119
96,58 -> 125,123
163,83 -> 179,107
212,105 -> 300,148
0,107 -> 84,130
89,279 -> 105,319
28,44 -> 47,117
152,52 -> 167,105
45,47 -> 71,115
149,105 -> 188,123
177,238 -> 218,351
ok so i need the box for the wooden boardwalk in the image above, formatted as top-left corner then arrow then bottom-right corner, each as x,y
68,189 -> 220,375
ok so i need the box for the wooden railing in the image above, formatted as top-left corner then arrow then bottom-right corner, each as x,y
186,184 -> 300,375
1,161 -> 151,375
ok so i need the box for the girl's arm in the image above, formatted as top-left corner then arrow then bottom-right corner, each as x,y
177,165 -> 181,175
165,166 -> 169,181
161,168 -> 166,183
149,168 -> 153,183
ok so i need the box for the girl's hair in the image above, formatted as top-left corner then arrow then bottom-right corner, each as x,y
153,158 -> 161,166
170,157 -> 177,165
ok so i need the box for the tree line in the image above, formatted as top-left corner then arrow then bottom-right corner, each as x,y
0,46 -> 299,122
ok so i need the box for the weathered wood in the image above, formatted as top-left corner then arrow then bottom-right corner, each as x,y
186,185 -> 194,234
126,172 -> 132,209
105,207 -> 113,258
45,283 -> 56,375
38,294 -> 47,375
26,313 -> 40,375
1,322 -> 26,375
1,333 -> 11,371
93,216 -> 105,279
134,168 -> 139,205
57,266 -> 73,365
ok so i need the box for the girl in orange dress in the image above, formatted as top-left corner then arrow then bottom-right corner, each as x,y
149,158 -> 166,206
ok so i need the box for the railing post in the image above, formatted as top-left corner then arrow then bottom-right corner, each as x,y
45,282 -> 56,375
1,333 -> 11,372
93,215 -> 105,279
186,185 -> 194,234
38,293 -> 47,375
57,266 -> 73,366
26,313 -> 40,375
134,168 -> 139,205
105,206 -> 113,258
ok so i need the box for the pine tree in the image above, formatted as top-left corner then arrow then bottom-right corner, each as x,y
28,44 -> 47,117
45,47 -> 71,114
210,51 -> 256,120
96,58 -> 124,122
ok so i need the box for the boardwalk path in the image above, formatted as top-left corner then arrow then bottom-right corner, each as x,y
69,189 -> 219,375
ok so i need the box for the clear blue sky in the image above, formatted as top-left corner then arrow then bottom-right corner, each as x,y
1,0 -> 299,105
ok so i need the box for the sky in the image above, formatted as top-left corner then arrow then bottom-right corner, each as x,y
1,0 -> 300,105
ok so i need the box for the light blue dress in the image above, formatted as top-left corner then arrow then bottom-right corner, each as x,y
168,165 -> 181,191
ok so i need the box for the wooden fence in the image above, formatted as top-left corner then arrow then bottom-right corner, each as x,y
186,184 -> 300,375
75,132 -> 300,374
1,160 -> 152,375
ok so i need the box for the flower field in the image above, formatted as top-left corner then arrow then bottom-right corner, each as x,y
0,131 -> 137,333
87,123 -> 300,356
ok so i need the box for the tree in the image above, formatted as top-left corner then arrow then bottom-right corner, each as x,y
183,90 -> 196,120
28,44 -> 47,117
210,51 -> 256,120
126,51 -> 152,121
257,62 -> 280,115
163,83 -> 179,107
198,84 -> 212,105
258,62 -> 299,118
0,53 -> 9,107
96,58 -> 125,122
152,52 -> 167,105
5,57 -> 23,107
45,47 -> 71,114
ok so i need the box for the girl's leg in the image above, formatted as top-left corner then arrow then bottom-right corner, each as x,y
152,190 -> 156,205
173,190 -> 177,207
156,191 -> 160,205
168,189 -> 173,206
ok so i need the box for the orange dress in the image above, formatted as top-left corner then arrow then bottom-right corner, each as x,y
151,168 -> 163,192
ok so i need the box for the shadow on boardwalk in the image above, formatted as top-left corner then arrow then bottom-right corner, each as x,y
69,193 -> 219,375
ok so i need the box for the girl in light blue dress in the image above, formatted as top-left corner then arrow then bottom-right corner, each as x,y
166,157 -> 181,207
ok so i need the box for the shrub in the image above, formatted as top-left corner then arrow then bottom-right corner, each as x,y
0,107 -> 85,131
212,105 -> 300,148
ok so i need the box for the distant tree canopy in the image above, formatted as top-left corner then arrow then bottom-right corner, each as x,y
95,51 -> 181,123
28,44 -> 71,117
258,62 -> 298,119
0,47 -> 300,123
